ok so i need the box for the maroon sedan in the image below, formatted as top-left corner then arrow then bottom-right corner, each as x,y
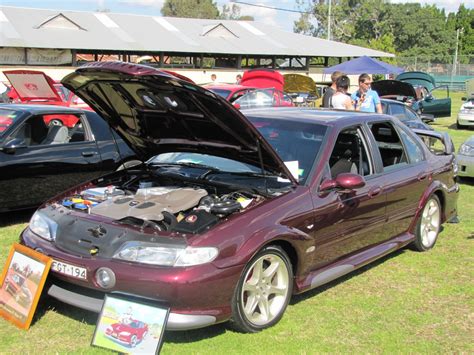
20,62 -> 459,333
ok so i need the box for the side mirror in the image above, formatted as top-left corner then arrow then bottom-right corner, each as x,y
320,173 -> 366,194
420,113 -> 435,123
0,138 -> 27,154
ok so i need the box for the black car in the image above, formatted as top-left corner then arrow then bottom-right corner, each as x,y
0,105 -> 139,212
381,99 -> 434,131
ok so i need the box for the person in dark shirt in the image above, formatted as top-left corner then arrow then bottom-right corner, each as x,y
322,71 -> 344,108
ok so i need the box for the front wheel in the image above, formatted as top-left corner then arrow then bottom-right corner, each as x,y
412,195 -> 441,251
230,245 -> 293,333
456,121 -> 466,130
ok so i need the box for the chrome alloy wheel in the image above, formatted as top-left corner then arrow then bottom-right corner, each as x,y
240,253 -> 290,326
420,198 -> 440,248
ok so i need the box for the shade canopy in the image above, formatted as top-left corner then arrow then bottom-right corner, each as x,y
323,56 -> 404,75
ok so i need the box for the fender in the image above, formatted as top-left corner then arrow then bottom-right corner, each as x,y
212,224 -> 311,273
407,180 -> 449,234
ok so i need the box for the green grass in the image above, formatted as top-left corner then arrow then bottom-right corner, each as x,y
1,93 -> 473,353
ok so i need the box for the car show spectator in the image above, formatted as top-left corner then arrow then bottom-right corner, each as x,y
235,74 -> 242,84
351,73 -> 382,113
322,71 -> 344,108
211,73 -> 217,82
330,75 -> 353,110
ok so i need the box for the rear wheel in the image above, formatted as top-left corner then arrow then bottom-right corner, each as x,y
412,195 -> 441,251
230,245 -> 293,333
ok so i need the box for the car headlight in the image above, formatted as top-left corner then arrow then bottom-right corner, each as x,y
113,242 -> 218,266
29,212 -> 58,241
458,143 -> 474,156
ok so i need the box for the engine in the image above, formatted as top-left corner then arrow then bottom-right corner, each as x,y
58,181 -> 256,234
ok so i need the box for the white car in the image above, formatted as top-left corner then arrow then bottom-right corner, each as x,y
457,135 -> 474,178
457,97 -> 474,129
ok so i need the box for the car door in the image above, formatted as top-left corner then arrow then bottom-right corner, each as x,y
309,125 -> 387,270
421,85 -> 451,118
0,113 -> 103,210
367,120 -> 429,238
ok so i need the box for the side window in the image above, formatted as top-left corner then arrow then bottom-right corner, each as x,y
397,128 -> 425,163
388,103 -> 405,120
369,122 -> 408,171
329,127 -> 372,178
10,114 -> 85,146
404,106 -> 418,120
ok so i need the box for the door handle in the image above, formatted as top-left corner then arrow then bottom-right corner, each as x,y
82,151 -> 98,157
368,186 -> 382,198
417,172 -> 428,181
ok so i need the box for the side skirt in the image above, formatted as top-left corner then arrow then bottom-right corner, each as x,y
294,233 -> 414,294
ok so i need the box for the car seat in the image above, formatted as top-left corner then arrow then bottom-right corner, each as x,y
41,125 -> 69,145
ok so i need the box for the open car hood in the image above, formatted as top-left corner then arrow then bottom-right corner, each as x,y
371,80 -> 417,98
3,70 -> 63,103
283,74 -> 317,96
62,62 -> 296,182
395,71 -> 436,91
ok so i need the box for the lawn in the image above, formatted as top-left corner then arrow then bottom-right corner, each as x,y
0,92 -> 473,353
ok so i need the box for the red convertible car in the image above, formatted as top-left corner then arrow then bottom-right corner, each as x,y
20,62 -> 459,333
105,319 -> 148,347
3,70 -> 91,127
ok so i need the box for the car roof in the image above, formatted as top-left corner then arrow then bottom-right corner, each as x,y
0,104 -> 84,115
242,107 -> 388,127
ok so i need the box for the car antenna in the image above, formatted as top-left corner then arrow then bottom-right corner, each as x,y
256,139 -> 269,196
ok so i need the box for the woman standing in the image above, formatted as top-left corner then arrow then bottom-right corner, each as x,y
330,75 -> 353,110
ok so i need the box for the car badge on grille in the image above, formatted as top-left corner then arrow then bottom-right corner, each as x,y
87,226 -> 106,238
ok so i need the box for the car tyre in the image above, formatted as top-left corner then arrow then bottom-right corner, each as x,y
412,195 -> 441,251
130,335 -> 137,347
230,245 -> 293,333
48,119 -> 63,127
456,121 -> 466,130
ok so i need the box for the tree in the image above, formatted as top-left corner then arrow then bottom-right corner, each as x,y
161,0 -> 219,19
220,3 -> 254,21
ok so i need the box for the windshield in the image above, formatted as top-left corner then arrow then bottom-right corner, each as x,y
0,109 -> 22,137
247,116 -> 328,183
150,153 -> 262,173
207,88 -> 231,99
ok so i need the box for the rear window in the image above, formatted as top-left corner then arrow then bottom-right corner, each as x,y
248,116 -> 327,183
0,109 -> 21,137
207,88 -> 231,99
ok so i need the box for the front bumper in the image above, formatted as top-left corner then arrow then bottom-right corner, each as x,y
457,113 -> 474,126
456,154 -> 474,177
21,227 -> 243,330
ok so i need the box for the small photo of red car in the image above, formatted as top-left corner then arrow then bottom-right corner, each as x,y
4,271 -> 32,307
105,319 -> 148,348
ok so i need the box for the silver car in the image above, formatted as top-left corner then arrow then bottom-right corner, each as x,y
457,135 -> 474,177
457,98 -> 474,129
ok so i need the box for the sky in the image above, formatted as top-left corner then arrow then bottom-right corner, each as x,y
1,0 -> 472,33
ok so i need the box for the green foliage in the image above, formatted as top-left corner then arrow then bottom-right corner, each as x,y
294,0 -> 474,62
161,0 -> 219,19
220,4 -> 254,21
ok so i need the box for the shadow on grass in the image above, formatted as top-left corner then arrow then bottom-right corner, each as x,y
0,208 -> 35,227
290,248 -> 405,305
458,177 -> 474,186
32,290 -> 227,343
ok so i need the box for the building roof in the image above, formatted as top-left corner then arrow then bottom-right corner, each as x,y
0,6 -> 394,58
